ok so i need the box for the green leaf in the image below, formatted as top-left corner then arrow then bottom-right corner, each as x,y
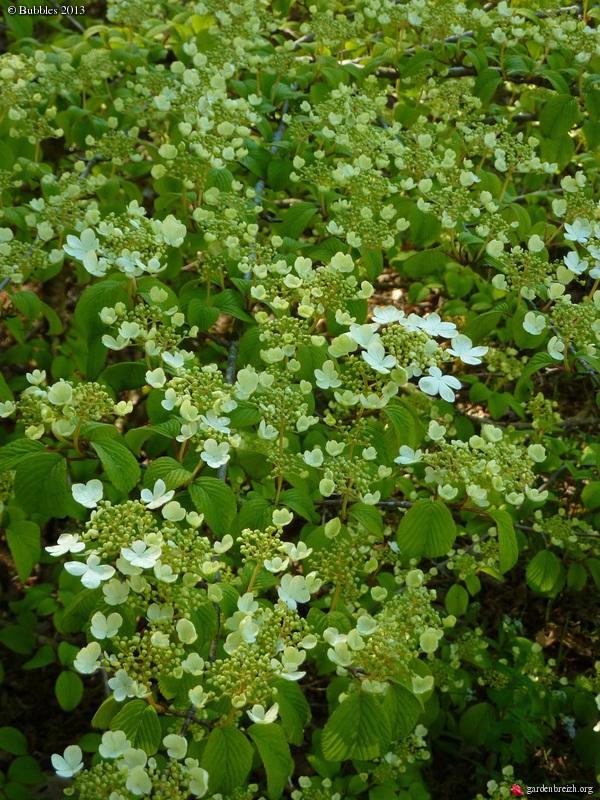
59,588 -> 103,634
321,693 -> 392,761
384,402 -> 425,450
14,454 -> 68,518
55,671 -> 84,711
201,726 -> 253,793
473,68 -> 502,103
213,289 -> 254,322
0,626 -> 35,654
0,727 -> 28,755
348,502 -> 384,536
396,499 -> 457,559
144,457 -> 193,490
279,488 -> 319,523
487,509 -> 519,573
582,482 -> 600,510
445,584 -> 469,616
277,201 -> 319,239
110,700 -> 161,756
386,685 -> 422,740
248,723 -> 293,800
187,298 -> 221,330
526,550 -> 563,594
6,521 -> 40,583
189,478 -> 237,535
11,291 -> 41,321
567,562 -> 587,591
272,678 -> 311,746
91,439 -> 141,494
540,94 -> 579,139
514,352 -> 554,401
459,702 -> 496,746
0,439 -> 44,473
92,696 -> 121,730
101,362 -> 147,391
7,755 -> 44,785
402,248 -> 449,279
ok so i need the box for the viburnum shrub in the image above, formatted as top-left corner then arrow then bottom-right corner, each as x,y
1,0 -> 600,798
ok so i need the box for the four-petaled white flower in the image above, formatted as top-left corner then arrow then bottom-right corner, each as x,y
90,611 -> 123,639
65,554 -> 115,589
140,479 -> 174,509
372,306 -> 405,325
247,703 -> 279,725
418,312 -> 457,339
73,641 -> 102,674
394,446 -> 423,465
563,251 -> 588,275
108,669 -> 135,701
163,734 -> 188,760
99,730 -> 131,759
46,533 -> 85,557
447,335 -> 488,365
121,540 -> 162,569
362,341 -> 397,374
51,745 -> 84,778
200,438 -> 230,468
278,574 -> 311,610
419,366 -> 462,403
72,479 -> 104,509
314,360 -> 342,389
564,218 -> 592,244
522,311 -> 546,336
63,229 -> 105,276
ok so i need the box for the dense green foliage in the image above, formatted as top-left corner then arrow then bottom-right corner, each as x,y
1,1 -> 600,798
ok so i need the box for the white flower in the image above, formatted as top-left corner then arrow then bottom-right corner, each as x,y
527,234 -> 545,252
108,669 -> 134,701
188,686 -> 209,708
447,335 -> 488,365
160,215 -> 187,247
176,619 -> 198,644
200,439 -> 230,468
412,675 -> 434,695
99,731 -> 131,759
278,574 -> 311,610
348,323 -> 380,348
162,500 -> 186,522
121,540 -> 162,569
303,447 -> 324,467
0,400 -> 16,417
280,541 -> 313,560
46,533 -> 85,557
63,228 -> 100,268
418,313 -> 457,338
394,446 -> 423,465
419,367 -> 462,402
314,360 -> 342,389
362,341 -> 397,374
65,555 -> 115,589
146,367 -> 166,388
272,508 -> 293,527
199,410 -> 231,434
103,578 -> 130,606
181,652 -> 205,675
428,420 -> 446,440
51,745 -> 84,778
47,380 -> 73,405
72,479 -> 104,509
126,765 -> 152,796
140,479 -> 174,509
563,251 -> 588,275
73,641 -> 102,674
564,218 -> 592,244
372,306 -> 405,325
523,311 -> 546,336
264,556 -> 289,573
163,734 -> 188,760
547,336 -> 565,361
90,611 -> 123,639
188,766 -> 209,797
247,703 -> 279,724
